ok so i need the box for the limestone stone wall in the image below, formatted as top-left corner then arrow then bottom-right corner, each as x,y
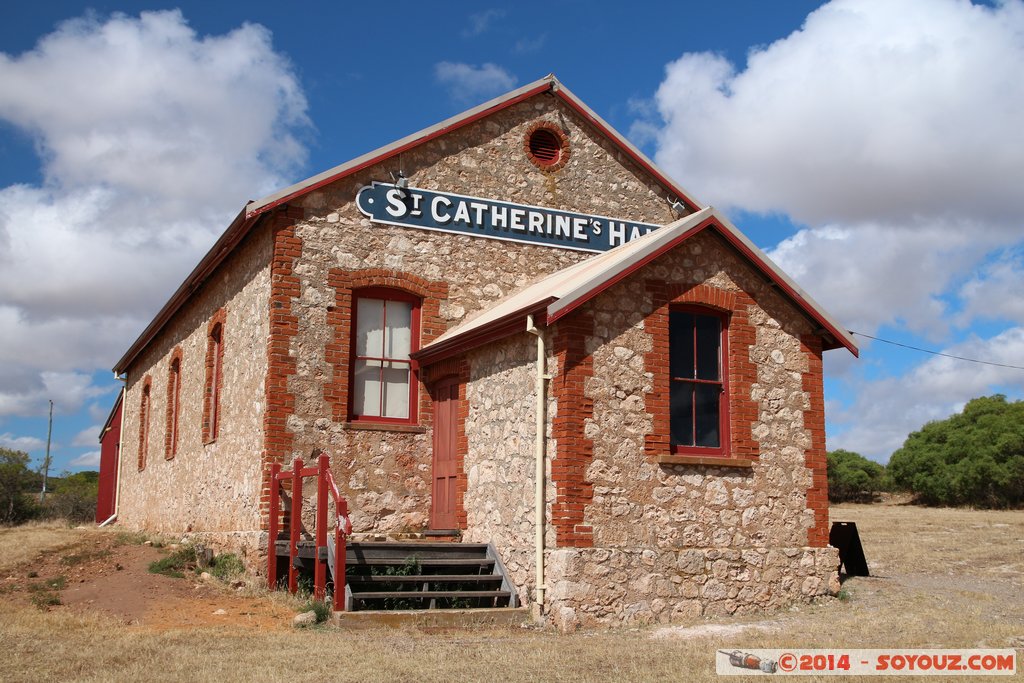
117,223 -> 272,562
546,545 -> 840,628
276,95 -> 683,533
538,229 -> 839,628
460,335 -> 561,605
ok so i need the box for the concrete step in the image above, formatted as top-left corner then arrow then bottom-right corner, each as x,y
331,607 -> 528,629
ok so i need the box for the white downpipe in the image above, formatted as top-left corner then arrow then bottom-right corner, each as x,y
105,382 -> 127,527
526,315 -> 549,614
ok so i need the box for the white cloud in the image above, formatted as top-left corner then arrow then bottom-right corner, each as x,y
434,62 -> 516,102
462,9 -> 506,38
957,251 -> 1024,325
767,219 -> 1001,340
0,433 -> 45,452
650,0 -> 1024,228
828,327 -> 1024,460
0,10 -> 309,418
69,450 -> 101,468
71,424 -> 103,447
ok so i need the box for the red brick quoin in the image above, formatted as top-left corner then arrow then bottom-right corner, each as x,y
260,206 -> 304,530
551,312 -> 595,548
164,346 -> 183,460
202,306 -> 228,444
801,334 -> 829,548
643,282 -> 759,461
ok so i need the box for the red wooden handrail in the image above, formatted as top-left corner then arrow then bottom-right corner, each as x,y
267,452 -> 351,611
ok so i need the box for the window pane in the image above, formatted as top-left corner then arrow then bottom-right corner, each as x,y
695,315 -> 721,381
669,311 -> 694,379
385,300 -> 412,360
381,361 -> 410,418
356,299 -> 384,357
695,383 -> 721,448
670,381 -> 694,447
353,359 -> 382,416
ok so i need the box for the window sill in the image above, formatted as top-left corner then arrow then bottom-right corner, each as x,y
657,454 -> 754,468
342,422 -> 426,434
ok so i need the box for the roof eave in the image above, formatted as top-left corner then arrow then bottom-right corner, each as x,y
112,206 -> 260,375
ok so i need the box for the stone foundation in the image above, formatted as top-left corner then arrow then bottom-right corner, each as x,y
545,544 -> 840,630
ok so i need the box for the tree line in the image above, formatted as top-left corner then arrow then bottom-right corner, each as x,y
828,394 -> 1024,508
1,447 -> 99,524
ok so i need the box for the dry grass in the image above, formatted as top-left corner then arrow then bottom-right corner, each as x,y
2,504 -> 1023,682
0,520 -> 81,574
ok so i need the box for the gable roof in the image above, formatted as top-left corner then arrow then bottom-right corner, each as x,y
113,74 -> 702,375
413,207 -> 858,365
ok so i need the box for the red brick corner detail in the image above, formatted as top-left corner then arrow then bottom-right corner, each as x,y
801,334 -> 829,548
164,346 -> 183,460
202,306 -> 228,444
643,282 -> 759,461
260,206 -> 305,530
138,374 -> 152,472
323,268 -> 449,426
551,312 -> 595,548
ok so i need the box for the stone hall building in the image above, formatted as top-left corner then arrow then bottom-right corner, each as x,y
99,75 -> 857,628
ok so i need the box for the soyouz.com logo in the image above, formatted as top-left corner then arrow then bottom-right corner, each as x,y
716,649 -> 1016,676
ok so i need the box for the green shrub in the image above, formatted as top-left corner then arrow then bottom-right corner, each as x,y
827,449 -> 887,503
299,598 -> 332,624
149,546 -> 199,578
888,394 -> 1024,508
209,553 -> 245,581
0,448 -> 38,524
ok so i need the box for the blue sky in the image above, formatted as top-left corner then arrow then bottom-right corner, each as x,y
1,0 -> 1022,473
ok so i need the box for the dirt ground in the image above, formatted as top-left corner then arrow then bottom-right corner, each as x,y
1,501 -> 1022,682
0,530 -> 293,631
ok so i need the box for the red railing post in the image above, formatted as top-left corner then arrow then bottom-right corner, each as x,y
267,462 -> 281,589
288,456 -> 303,594
336,496 -> 347,612
314,454 -> 328,601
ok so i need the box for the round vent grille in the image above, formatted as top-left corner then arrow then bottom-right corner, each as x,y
529,129 -> 561,164
524,123 -> 570,171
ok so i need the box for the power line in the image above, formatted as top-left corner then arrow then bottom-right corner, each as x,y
850,331 -> 1024,371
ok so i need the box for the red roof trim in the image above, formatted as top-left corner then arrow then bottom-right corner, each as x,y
412,302 -> 552,366
710,224 -> 858,356
552,89 -> 701,214
547,218 -> 717,325
113,208 -> 260,374
547,219 -> 858,357
248,83 -> 555,220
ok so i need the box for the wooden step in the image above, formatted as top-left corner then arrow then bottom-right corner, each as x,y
347,557 -> 495,568
352,590 -> 512,601
346,542 -> 491,560
347,575 -> 503,585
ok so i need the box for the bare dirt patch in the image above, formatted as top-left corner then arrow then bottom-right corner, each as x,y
1,528 -> 291,631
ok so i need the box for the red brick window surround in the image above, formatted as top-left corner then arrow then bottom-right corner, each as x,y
669,306 -> 729,456
165,347 -> 183,460
138,375 -> 152,471
325,268 -> 448,428
203,308 -> 227,444
349,287 -> 421,424
645,282 -> 759,465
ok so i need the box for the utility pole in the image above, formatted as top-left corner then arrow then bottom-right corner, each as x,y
40,400 -> 53,504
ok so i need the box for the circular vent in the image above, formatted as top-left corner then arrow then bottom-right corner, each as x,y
524,123 -> 570,171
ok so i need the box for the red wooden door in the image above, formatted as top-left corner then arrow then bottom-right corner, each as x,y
431,377 -> 459,529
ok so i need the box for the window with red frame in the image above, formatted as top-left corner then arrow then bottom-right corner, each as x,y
204,322 -> 223,442
166,356 -> 181,459
350,288 -> 420,422
669,307 -> 728,453
138,380 -> 151,470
